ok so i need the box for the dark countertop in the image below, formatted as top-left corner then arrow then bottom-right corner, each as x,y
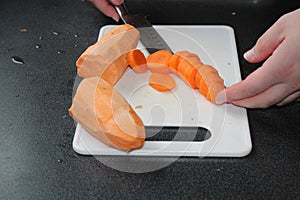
1,0 -> 300,199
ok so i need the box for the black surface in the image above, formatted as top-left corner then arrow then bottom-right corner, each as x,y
1,0 -> 300,199
145,126 -> 211,141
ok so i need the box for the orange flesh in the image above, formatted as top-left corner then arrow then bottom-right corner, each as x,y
127,49 -> 148,74
174,52 -> 225,103
69,77 -> 145,151
76,24 -> 140,85
168,54 -> 181,71
149,73 -> 176,92
147,50 -> 173,74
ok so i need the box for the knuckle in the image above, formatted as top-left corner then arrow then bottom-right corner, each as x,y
276,12 -> 290,28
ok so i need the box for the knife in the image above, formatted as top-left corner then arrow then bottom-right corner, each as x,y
114,3 -> 172,54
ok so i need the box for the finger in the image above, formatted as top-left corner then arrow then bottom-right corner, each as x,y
89,0 -> 120,21
109,0 -> 123,5
276,91 -> 300,106
244,17 -> 285,63
231,83 -> 290,108
224,39 -> 290,104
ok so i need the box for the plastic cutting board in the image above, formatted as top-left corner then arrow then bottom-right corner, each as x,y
72,25 -> 252,157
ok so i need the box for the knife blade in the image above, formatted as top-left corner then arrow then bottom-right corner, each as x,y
115,3 -> 172,54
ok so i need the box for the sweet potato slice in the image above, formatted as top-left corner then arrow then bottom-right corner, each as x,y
176,59 -> 198,89
174,51 -> 225,104
147,50 -> 173,74
171,51 -> 203,89
199,79 -> 209,97
197,64 -> 225,103
206,77 -> 225,103
127,49 -> 148,73
168,54 -> 181,72
176,51 -> 203,69
149,73 -> 176,92
69,77 -> 145,151
76,24 -> 140,85
194,71 -> 202,89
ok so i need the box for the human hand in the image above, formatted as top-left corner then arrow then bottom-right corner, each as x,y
216,8 -> 300,108
89,0 -> 124,21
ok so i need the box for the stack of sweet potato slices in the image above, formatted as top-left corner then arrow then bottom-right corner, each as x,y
127,49 -> 225,104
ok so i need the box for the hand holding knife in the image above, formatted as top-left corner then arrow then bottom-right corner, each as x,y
114,2 -> 173,54
89,0 -> 172,54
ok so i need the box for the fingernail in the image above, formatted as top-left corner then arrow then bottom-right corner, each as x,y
243,49 -> 255,61
112,15 -> 119,22
215,90 -> 226,105
110,0 -> 123,5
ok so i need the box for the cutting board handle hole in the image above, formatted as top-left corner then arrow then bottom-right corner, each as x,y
145,126 -> 211,142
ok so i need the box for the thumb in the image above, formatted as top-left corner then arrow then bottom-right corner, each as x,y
244,17 -> 285,63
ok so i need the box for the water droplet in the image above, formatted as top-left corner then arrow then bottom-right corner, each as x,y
232,12 -> 236,16
35,45 -> 41,49
57,159 -> 63,164
57,50 -> 64,54
74,44 -> 78,47
74,34 -> 78,38
39,36 -> 43,40
11,56 -> 24,64
53,31 -> 59,35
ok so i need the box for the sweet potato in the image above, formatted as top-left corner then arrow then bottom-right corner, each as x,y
176,59 -> 198,89
149,73 -> 176,92
197,64 -> 225,103
76,24 -> 140,85
147,50 -> 173,74
194,71 -> 202,89
168,54 -> 181,72
171,51 -> 202,89
69,77 -> 145,151
127,49 -> 148,73
173,51 -> 225,104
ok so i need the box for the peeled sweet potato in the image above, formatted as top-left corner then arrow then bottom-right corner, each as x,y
76,24 -> 140,85
69,77 -> 145,151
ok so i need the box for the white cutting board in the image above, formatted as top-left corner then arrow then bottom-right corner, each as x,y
72,25 -> 252,157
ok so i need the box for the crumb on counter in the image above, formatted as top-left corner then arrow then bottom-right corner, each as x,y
20,29 -> 27,32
